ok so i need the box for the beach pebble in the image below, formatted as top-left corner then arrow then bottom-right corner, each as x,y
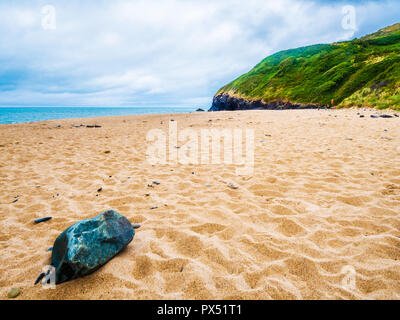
7,288 -> 21,299
228,183 -> 239,190
34,217 -> 52,224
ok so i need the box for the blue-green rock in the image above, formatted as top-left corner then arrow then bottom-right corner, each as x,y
51,209 -> 137,284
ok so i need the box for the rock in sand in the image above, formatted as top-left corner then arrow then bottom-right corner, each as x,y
35,209 -> 140,284
7,288 -> 21,299
34,217 -> 52,224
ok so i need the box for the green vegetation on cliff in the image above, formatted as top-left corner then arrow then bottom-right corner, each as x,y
217,23 -> 400,110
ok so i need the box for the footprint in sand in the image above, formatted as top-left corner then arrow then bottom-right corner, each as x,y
277,219 -> 305,237
336,195 -> 372,207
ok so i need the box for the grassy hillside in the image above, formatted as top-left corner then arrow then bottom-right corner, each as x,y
216,23 -> 400,110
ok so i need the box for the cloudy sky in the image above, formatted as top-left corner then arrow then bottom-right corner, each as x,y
0,0 -> 399,108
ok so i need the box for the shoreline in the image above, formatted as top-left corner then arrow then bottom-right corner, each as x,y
0,106 -> 197,126
0,107 -> 397,126
0,111 -> 196,126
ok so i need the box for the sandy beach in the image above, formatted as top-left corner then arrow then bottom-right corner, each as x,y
1,109 -> 400,300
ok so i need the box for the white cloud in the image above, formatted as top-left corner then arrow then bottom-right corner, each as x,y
0,0 -> 399,107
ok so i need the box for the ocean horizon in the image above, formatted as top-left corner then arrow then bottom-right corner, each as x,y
0,107 -> 198,124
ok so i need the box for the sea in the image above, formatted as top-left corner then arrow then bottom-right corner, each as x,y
0,107 -> 198,124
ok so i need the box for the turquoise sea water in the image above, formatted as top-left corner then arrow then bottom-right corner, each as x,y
0,107 -> 197,124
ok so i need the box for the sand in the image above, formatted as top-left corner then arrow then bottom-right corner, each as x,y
0,109 -> 400,300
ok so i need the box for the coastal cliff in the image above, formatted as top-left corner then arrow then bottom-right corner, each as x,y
210,93 -> 323,111
210,22 -> 400,112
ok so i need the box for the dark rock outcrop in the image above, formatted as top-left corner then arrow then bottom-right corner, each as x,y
48,210 -> 138,284
209,93 -> 326,111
